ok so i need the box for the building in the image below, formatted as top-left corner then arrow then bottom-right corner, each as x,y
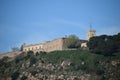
0,28 -> 96,58
21,38 -> 67,53
81,42 -> 87,48
21,27 -> 96,53
81,25 -> 96,48
86,25 -> 96,40
86,30 -> 96,40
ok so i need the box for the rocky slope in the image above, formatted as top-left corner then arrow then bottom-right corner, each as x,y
0,50 -> 120,80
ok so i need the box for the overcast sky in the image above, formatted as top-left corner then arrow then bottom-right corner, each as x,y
0,0 -> 120,53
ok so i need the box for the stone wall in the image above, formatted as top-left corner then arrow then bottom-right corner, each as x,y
22,38 -> 67,53
0,38 -> 87,58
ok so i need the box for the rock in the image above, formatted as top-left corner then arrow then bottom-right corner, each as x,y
49,74 -> 56,80
61,60 -> 71,69
58,74 -> 64,79
38,63 -> 43,68
111,61 -> 117,66
33,64 -> 36,67
26,61 -> 30,68
24,72 -> 29,76
80,74 -> 91,80
81,61 -> 85,65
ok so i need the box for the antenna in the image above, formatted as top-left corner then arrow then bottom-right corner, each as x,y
90,24 -> 92,30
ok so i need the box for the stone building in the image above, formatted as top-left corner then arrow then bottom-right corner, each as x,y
81,29 -> 96,48
81,25 -> 96,48
86,30 -> 96,40
20,27 -> 96,53
81,42 -> 87,48
86,25 -> 96,40
21,38 -> 67,53
0,28 -> 96,58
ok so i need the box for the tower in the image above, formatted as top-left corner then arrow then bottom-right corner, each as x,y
21,43 -> 26,51
86,24 -> 96,40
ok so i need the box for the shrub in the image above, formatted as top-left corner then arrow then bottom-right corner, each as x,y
11,70 -> 20,80
30,56 -> 37,66
87,33 -> 120,56
21,76 -> 27,80
65,35 -> 80,48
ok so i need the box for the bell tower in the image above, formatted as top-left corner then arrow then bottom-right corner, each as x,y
86,24 -> 96,40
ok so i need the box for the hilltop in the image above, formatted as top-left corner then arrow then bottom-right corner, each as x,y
0,50 -> 120,80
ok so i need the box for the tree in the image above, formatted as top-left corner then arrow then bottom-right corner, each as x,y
65,35 -> 80,48
87,33 -> 120,56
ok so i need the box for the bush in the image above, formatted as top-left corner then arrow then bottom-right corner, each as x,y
11,70 -> 20,80
27,51 -> 34,58
30,56 -> 37,66
96,69 -> 105,75
14,53 -> 25,64
87,33 -> 120,56
65,34 -> 80,48
31,71 -> 38,76
21,76 -> 27,80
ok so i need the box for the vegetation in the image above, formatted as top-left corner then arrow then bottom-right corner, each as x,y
0,33 -> 120,80
0,50 -> 120,80
65,34 -> 81,48
87,33 -> 120,56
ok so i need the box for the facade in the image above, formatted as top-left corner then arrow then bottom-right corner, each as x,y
21,28 -> 96,53
21,38 -> 67,53
81,42 -> 87,48
81,26 -> 96,48
86,30 -> 96,40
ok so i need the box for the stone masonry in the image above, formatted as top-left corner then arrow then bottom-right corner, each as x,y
21,38 -> 67,53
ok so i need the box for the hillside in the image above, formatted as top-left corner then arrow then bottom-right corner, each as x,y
0,51 -> 21,59
0,50 -> 120,80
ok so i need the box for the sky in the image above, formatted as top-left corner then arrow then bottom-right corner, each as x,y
0,0 -> 120,53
